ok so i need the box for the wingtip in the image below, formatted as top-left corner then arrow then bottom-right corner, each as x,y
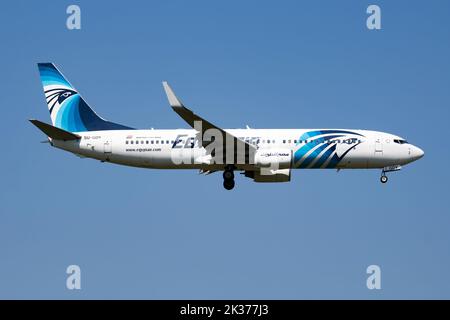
162,81 -> 183,108
162,81 -> 170,92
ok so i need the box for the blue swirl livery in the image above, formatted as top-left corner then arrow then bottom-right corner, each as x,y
37,63 -> 133,132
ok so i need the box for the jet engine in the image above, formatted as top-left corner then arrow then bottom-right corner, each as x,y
245,168 -> 291,183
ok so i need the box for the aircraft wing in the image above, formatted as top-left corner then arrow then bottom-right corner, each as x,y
162,82 -> 256,164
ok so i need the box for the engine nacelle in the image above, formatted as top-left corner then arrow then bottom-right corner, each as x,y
254,149 -> 292,170
245,168 -> 291,183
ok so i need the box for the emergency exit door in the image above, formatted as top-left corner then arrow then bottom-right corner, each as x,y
103,139 -> 112,154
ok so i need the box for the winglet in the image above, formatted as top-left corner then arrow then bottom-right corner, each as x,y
162,81 -> 183,108
160,82 -> 257,156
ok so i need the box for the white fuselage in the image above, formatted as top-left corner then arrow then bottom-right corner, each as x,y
33,64 -> 425,188
51,128 -> 424,171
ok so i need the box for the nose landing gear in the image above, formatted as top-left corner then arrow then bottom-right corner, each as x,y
380,165 -> 402,184
223,165 -> 235,190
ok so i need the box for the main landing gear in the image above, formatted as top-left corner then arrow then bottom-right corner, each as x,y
223,165 -> 235,190
380,174 -> 388,184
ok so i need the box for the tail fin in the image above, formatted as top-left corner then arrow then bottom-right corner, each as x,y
37,63 -> 133,132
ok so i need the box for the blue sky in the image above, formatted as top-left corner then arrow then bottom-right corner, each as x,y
0,0 -> 449,299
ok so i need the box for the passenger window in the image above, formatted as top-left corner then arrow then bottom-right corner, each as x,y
130,141 -> 134,144
126,141 -> 129,144
294,140 -> 297,143
156,140 -> 159,144
283,140 -> 286,144
161,140 -> 164,144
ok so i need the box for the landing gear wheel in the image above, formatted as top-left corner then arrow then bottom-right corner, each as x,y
223,179 -> 235,190
223,165 -> 235,190
380,175 -> 388,184
223,170 -> 234,180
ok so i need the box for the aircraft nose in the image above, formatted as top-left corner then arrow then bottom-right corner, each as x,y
411,146 -> 424,161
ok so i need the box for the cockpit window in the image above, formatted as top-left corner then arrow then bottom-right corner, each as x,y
394,139 -> 408,144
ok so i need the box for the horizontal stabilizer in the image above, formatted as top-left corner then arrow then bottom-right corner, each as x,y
29,119 -> 81,141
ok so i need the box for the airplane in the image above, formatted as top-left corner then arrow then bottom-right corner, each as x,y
30,63 -> 424,190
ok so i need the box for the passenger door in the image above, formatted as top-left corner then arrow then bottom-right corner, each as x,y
374,138 -> 383,156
